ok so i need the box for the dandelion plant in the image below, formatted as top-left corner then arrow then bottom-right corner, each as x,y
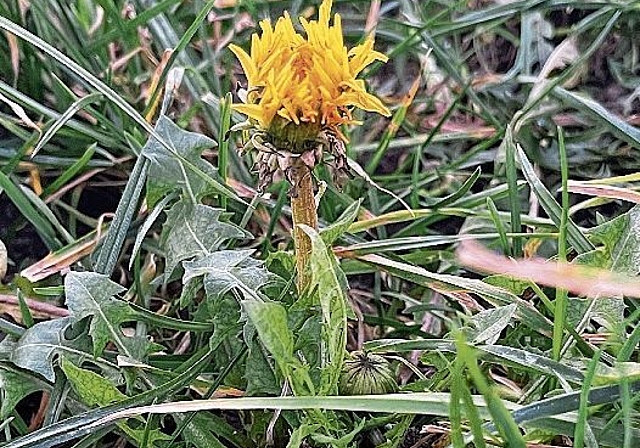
229,0 -> 390,291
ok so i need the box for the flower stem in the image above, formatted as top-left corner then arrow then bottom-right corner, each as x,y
290,161 -> 317,293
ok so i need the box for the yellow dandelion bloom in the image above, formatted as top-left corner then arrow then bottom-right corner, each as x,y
229,0 -> 390,139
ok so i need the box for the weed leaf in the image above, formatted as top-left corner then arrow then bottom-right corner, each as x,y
244,301 -> 294,379
3,317 -> 85,382
162,201 -> 250,276
183,249 -> 278,302
143,115 -> 217,206
320,200 -> 361,246
61,358 -> 171,447
65,272 -> 142,359
466,303 -> 517,345
0,364 -> 47,418
301,225 -> 348,395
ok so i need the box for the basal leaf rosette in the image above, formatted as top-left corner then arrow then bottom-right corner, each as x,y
229,0 -> 390,190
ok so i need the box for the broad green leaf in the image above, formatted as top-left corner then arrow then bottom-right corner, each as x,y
0,364 -> 48,418
295,316 -> 323,384
579,204 -> 640,274
183,249 -> 278,302
61,358 -> 171,447
243,301 -> 294,378
4,317 -> 88,382
310,418 -> 366,448
288,423 -> 320,448
193,294 -> 244,387
483,275 -> 530,296
162,200 -> 250,276
465,304 -> 517,345
320,199 -> 361,246
65,272 -> 143,359
195,295 -> 241,342
0,345 -> 216,448
61,357 -> 126,406
572,206 -> 640,335
301,225 -> 348,395
143,115 -> 233,206
245,334 -> 280,396
176,412 -> 244,448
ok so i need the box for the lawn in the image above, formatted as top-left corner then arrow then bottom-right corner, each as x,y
1,0 -> 640,447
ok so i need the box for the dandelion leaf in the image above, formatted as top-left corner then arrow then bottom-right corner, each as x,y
142,115 -> 218,206
0,364 -> 47,418
61,358 -> 171,447
2,317 -> 86,382
183,249 -> 278,302
65,272 -> 145,359
162,201 -> 250,276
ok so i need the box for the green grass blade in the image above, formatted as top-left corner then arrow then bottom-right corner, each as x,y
516,144 -> 594,253
0,15 -> 158,143
574,350 -> 602,448
456,334 -> 526,448
42,144 -> 97,197
217,93 -> 232,210
0,171 -> 61,250
504,125 -> 523,257
32,92 -> 103,157
93,156 -> 148,275
552,126 -> 569,361
486,197 -> 511,256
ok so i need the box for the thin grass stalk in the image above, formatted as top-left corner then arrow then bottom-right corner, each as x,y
552,127 -> 569,361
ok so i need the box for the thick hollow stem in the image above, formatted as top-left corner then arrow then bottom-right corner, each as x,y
290,162 -> 318,293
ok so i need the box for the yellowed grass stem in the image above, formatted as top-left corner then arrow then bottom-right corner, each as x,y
290,162 -> 318,293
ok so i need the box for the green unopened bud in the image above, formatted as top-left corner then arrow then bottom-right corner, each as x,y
339,351 -> 398,395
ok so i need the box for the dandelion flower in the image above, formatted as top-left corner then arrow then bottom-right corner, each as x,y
229,0 -> 390,150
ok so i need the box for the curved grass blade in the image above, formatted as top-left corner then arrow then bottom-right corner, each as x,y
42,144 -> 97,198
335,232 -> 555,255
357,253 -> 554,335
422,167 -> 481,208
0,15 -> 158,141
0,80 -> 120,149
32,92 -> 103,158
554,86 -> 640,148
503,125 -> 523,257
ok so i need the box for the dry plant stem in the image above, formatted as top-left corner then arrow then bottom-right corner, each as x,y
290,161 -> 318,293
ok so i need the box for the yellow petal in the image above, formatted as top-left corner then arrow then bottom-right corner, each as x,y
229,44 -> 257,86
318,0 -> 333,27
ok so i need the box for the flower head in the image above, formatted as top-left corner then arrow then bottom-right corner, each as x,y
229,0 -> 390,147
